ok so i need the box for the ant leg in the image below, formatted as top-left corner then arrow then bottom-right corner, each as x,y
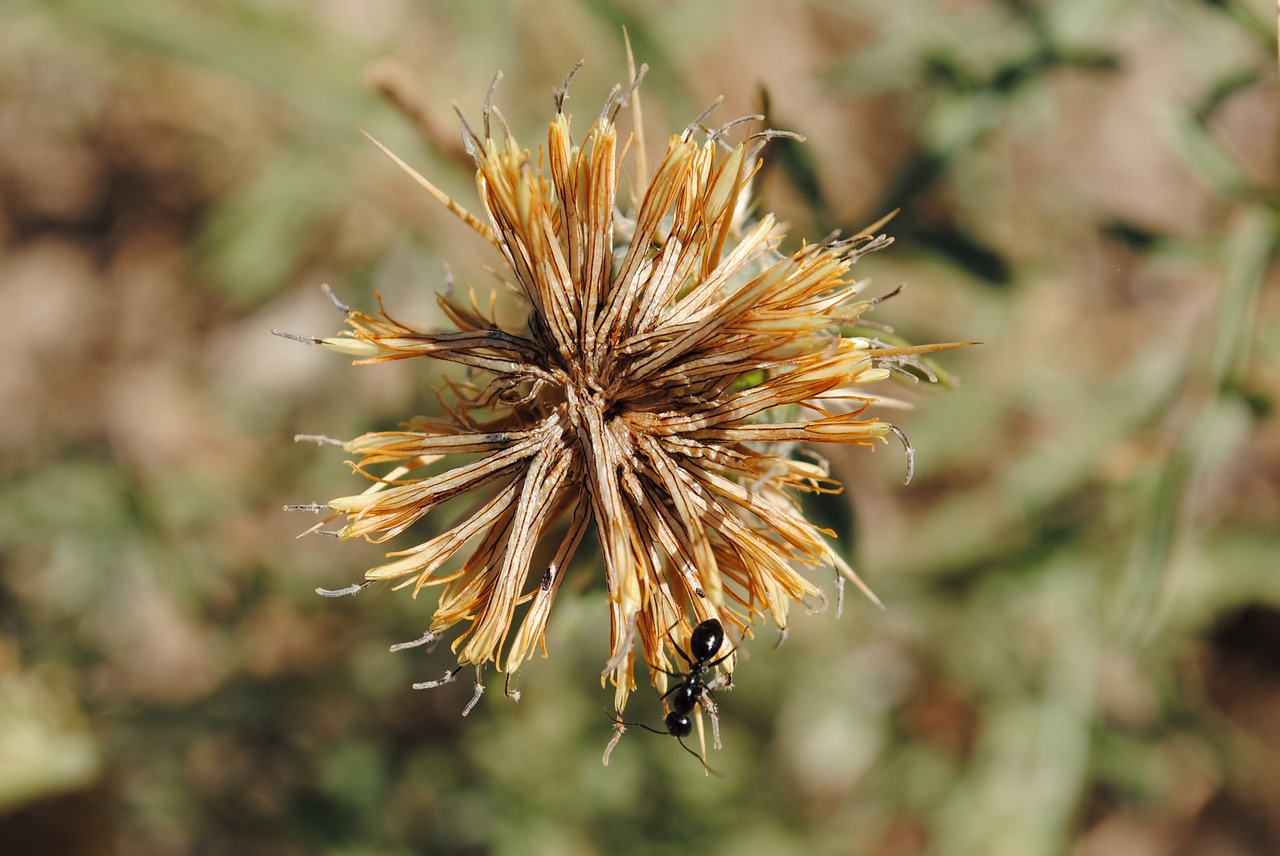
655,616 -> 697,669
669,643 -> 695,669
651,660 -> 693,679
703,642 -> 738,672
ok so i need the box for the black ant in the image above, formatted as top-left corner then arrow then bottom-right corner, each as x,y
608,617 -> 734,776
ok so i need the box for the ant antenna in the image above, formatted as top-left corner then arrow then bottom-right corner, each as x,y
606,712 -> 727,779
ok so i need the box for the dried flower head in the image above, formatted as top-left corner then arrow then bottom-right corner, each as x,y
285,61 -> 964,720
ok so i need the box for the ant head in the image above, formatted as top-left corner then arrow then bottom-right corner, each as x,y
689,618 -> 724,663
664,710 -> 693,738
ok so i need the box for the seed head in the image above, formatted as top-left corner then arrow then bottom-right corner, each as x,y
291,63 -> 966,715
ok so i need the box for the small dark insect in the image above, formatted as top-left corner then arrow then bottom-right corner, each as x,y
610,617 -> 734,776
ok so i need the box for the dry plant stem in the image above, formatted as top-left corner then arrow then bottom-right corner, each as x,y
602,721 -> 627,766
294,62 -> 966,725
389,631 -> 439,652
700,694 -> 722,753
411,664 -> 486,716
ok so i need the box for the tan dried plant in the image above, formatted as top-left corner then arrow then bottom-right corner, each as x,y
283,60 -> 965,724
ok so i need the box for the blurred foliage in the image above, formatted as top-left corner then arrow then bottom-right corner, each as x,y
1,0 -> 1278,854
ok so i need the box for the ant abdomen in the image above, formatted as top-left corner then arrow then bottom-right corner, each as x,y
687,618 -> 724,663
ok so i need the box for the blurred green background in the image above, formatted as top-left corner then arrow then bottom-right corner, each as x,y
2,0 -> 1278,854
